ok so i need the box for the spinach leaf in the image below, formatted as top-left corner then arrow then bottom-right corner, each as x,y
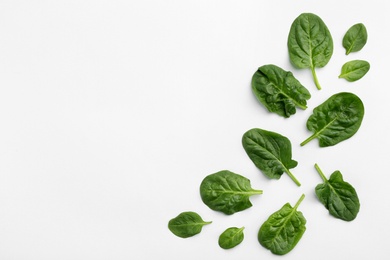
251,64 -> 311,118
314,164 -> 360,221
288,13 -> 333,90
343,23 -> 368,55
301,92 -> 364,147
218,227 -> 245,249
168,211 -> 212,238
339,60 -> 370,82
242,128 -> 300,186
258,194 -> 306,255
200,170 -> 263,215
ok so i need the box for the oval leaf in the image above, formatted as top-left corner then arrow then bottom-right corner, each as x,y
343,23 -> 368,55
288,13 -> 333,90
301,92 -> 364,147
168,212 -> 212,238
218,227 -> 245,249
258,194 -> 306,255
251,64 -> 311,118
242,128 -> 300,186
314,164 -> 360,221
339,60 -> 370,82
200,170 -> 263,215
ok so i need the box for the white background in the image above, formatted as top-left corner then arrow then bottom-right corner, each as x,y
0,0 -> 389,259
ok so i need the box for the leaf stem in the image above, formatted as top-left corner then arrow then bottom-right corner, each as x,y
310,66 -> 322,90
285,169 -> 301,187
251,189 -> 264,195
300,133 -> 317,146
314,163 -> 328,182
296,103 -> 308,110
293,194 -> 305,210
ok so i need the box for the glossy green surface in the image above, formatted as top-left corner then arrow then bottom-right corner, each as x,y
314,164 -> 360,221
288,13 -> 333,90
251,64 -> 311,118
168,212 -> 212,238
339,60 -> 370,82
218,227 -> 245,249
242,128 -> 300,186
258,194 -> 306,255
301,92 -> 364,147
200,170 -> 263,215
343,23 -> 368,55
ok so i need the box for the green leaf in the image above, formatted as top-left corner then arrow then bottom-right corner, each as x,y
339,60 -> 370,82
251,64 -> 311,118
301,92 -> 364,147
314,164 -> 360,221
242,128 -> 300,186
168,212 -> 211,238
258,194 -> 306,255
343,23 -> 368,55
200,170 -> 263,215
288,13 -> 333,90
218,227 -> 245,249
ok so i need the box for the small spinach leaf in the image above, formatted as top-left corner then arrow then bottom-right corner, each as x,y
242,128 -> 300,186
288,13 -> 333,90
258,194 -> 306,255
301,92 -> 364,147
314,164 -> 360,221
343,23 -> 368,55
168,211 -> 211,238
251,64 -> 311,118
339,60 -> 370,82
218,227 -> 245,249
200,170 -> 262,215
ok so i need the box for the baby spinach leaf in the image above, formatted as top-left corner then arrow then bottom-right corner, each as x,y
251,64 -> 311,118
301,92 -> 364,147
218,227 -> 245,249
314,164 -> 360,221
288,13 -> 333,90
200,170 -> 263,215
242,128 -> 300,186
258,194 -> 306,255
339,60 -> 370,82
343,23 -> 368,55
168,211 -> 212,238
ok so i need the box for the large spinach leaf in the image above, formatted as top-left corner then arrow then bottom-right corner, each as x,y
258,194 -> 306,255
339,60 -> 370,82
343,23 -> 368,55
288,13 -> 333,90
200,170 -> 263,215
251,64 -> 311,118
314,164 -> 360,221
242,128 -> 300,186
218,227 -> 245,249
168,211 -> 212,238
301,92 -> 364,147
